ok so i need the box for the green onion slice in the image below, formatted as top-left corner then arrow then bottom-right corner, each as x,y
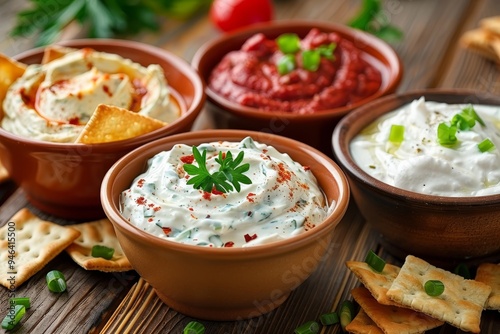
462,105 -> 485,126
339,300 -> 355,331
453,263 -> 471,279
302,50 -> 321,71
183,321 -> 205,334
294,320 -> 320,334
1,305 -> 26,330
316,43 -> 336,60
478,138 -> 495,152
46,270 -> 67,293
320,311 -> 339,325
91,245 -> 115,260
451,113 -> 475,130
389,124 -> 405,143
437,123 -> 457,146
277,54 -> 296,75
9,297 -> 30,309
365,250 -> 386,272
276,33 -> 301,54
424,280 -> 445,296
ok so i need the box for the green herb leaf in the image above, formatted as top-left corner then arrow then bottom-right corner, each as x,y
302,50 -> 321,71
316,43 -> 336,60
348,0 -> 381,30
276,33 -> 301,54
277,54 -> 297,75
462,105 -> 485,126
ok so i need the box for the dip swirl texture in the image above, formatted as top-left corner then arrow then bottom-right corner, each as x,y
2,48 -> 179,142
350,97 -> 500,196
120,137 -> 331,247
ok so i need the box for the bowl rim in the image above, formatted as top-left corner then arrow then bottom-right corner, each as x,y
191,19 -> 403,121
332,87 -> 500,206
0,38 -> 205,150
101,129 -> 350,258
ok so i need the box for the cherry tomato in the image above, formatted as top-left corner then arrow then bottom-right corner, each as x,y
210,0 -> 274,32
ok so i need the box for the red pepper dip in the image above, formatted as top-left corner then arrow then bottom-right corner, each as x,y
208,28 -> 382,113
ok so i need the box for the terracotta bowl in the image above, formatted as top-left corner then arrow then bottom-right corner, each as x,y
0,39 -> 205,220
192,20 -> 402,155
101,129 -> 350,320
332,89 -> 500,267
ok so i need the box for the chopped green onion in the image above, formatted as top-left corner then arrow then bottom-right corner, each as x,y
453,263 -> 471,279
316,43 -> 336,60
46,270 -> 67,293
478,138 -> 495,152
277,54 -> 296,75
424,280 -> 445,296
9,297 -> 30,309
462,105 -> 485,126
276,33 -> 301,54
339,300 -> 355,331
91,245 -> 115,260
294,320 -> 319,334
320,311 -> 339,325
365,250 -> 386,272
451,113 -> 475,130
302,50 -> 321,71
1,305 -> 26,330
183,321 -> 205,334
437,123 -> 457,146
389,124 -> 405,144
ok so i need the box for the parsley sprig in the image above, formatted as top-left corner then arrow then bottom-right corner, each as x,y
183,146 -> 252,193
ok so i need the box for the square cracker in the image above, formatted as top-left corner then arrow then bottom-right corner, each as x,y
460,28 -> 500,62
351,286 -> 442,334
75,104 -> 167,144
66,218 -> 132,272
345,308 -> 384,334
0,208 -> 80,289
346,261 -> 401,306
475,263 -> 500,310
386,255 -> 491,333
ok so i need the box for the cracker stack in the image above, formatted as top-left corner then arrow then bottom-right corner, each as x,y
460,16 -> 500,63
346,255 -> 496,334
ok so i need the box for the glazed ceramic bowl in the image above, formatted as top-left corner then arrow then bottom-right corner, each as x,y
192,20 -> 402,155
101,129 -> 350,320
0,39 -> 205,220
332,89 -> 500,266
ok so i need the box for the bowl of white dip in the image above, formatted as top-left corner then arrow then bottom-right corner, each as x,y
0,39 -> 205,219
101,129 -> 350,320
332,89 -> 500,266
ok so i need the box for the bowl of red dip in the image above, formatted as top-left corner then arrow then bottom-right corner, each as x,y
192,20 -> 402,155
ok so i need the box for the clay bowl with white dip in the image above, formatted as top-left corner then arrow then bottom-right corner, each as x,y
332,89 -> 500,267
100,129 -> 350,320
0,39 -> 205,220
192,20 -> 402,156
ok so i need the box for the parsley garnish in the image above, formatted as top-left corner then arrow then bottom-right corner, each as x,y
183,146 -> 252,193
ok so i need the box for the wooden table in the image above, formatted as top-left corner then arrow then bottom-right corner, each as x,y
1,0 -> 499,333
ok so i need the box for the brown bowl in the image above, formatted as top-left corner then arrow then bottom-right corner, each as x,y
0,39 -> 205,220
332,89 -> 500,266
192,20 -> 402,155
101,129 -> 350,320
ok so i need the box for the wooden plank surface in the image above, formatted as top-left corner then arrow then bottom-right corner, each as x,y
0,0 -> 499,333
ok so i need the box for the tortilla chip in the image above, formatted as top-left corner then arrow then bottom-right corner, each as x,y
41,45 -> 78,64
386,255 -> 491,333
475,263 -> 500,310
66,218 -> 133,272
480,16 -> 500,35
0,208 -> 80,289
345,308 -> 384,334
346,261 -> 401,306
75,104 -> 167,144
0,53 -> 27,117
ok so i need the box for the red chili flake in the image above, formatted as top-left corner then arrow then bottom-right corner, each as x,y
153,206 -> 161,212
246,192 -> 256,202
303,166 -> 311,171
180,155 -> 195,164
68,117 -> 80,125
202,191 -> 212,200
221,152 -> 226,160
244,233 -> 257,243
102,84 -> 113,97
276,163 -> 292,183
188,207 -> 194,211
136,196 -> 146,205
161,227 -> 171,235
224,242 -> 235,247
262,149 -> 268,154
212,187 -> 224,195
137,179 -> 145,188
148,203 -> 155,208
148,218 -> 154,222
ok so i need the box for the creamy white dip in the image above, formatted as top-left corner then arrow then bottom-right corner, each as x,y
120,137 -> 331,247
2,48 -> 180,142
350,97 -> 500,196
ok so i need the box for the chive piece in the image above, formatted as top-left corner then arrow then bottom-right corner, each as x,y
9,297 -> 30,309
294,320 -> 320,334
320,312 -> 339,325
453,263 -> 471,279
277,54 -> 296,75
424,280 -> 445,296
276,33 -> 301,54
183,321 -> 205,334
91,245 -> 115,260
389,124 -> 405,143
1,305 -> 26,330
339,300 -> 355,331
451,113 -> 475,130
462,105 -> 485,126
365,250 -> 386,272
302,49 -> 321,71
46,270 -> 67,293
437,123 -> 457,146
478,138 -> 495,152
